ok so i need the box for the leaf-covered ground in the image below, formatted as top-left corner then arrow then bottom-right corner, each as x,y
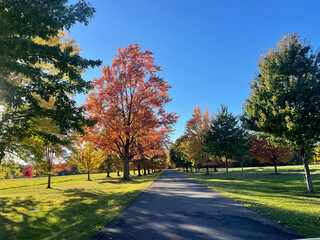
183,165 -> 320,238
0,171 -> 163,240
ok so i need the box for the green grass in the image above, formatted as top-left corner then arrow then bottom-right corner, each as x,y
0,171 -> 164,240
182,165 -> 320,238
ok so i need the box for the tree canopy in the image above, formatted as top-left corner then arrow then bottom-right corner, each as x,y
85,44 -> 178,180
243,33 -> 320,193
0,0 -> 101,163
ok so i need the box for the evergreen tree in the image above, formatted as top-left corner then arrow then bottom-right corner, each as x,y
204,105 -> 249,178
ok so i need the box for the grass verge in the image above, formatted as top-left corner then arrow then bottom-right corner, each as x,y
0,171 -> 164,240
182,165 -> 320,238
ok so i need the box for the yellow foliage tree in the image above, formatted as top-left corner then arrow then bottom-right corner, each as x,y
72,141 -> 105,181
184,106 -> 212,172
314,144 -> 320,164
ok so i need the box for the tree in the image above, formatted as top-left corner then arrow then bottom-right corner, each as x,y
16,106 -> 72,188
168,135 -> 189,171
85,44 -> 178,180
250,138 -> 292,174
183,106 -> 212,172
204,105 -> 250,178
243,33 -> 320,193
0,0 -> 101,163
0,158 -> 21,179
313,144 -> 320,164
98,152 -> 121,178
133,126 -> 171,175
71,141 -> 105,181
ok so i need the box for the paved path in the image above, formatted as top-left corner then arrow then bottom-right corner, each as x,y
93,170 -> 302,240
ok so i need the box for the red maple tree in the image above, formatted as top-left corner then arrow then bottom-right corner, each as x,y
250,138 -> 292,174
85,44 -> 178,180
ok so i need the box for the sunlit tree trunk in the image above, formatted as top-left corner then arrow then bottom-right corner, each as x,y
301,150 -> 315,193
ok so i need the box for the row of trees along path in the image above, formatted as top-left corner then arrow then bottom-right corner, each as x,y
169,33 -> 319,194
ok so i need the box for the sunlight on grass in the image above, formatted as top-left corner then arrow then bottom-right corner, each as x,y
183,165 -> 320,238
0,171 -> 163,240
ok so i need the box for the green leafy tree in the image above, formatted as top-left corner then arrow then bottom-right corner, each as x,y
243,33 -> 320,193
0,0 -> 101,163
204,105 -> 249,178
168,135 -> 189,171
98,152 -> 121,178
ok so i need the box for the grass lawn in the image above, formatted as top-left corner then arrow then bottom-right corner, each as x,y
0,171 -> 163,240
182,165 -> 320,238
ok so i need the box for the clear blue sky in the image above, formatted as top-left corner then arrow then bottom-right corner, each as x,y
69,0 -> 320,142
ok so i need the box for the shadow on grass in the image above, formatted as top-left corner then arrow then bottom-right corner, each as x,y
96,172 -> 163,185
0,188 -> 143,240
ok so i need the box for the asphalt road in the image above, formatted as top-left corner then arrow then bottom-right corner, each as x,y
93,170 -> 302,240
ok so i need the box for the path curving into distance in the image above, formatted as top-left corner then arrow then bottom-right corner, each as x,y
93,170 -> 302,240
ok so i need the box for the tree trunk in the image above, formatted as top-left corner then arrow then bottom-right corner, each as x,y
225,157 -> 229,178
274,160 -> 278,174
138,162 -> 141,176
87,171 -> 91,181
241,162 -> 244,173
47,151 -> 52,189
47,174 -> 51,189
206,165 -> 209,175
107,170 -> 110,178
214,167 -> 217,172
190,164 -> 193,173
117,171 -> 120,176
148,168 -> 150,174
123,146 -> 130,180
133,169 -> 135,175
143,167 -> 146,175
301,151 -> 315,193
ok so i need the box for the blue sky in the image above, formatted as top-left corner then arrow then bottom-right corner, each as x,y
69,0 -> 320,142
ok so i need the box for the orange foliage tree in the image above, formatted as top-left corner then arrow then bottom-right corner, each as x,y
134,127 -> 170,175
250,138 -> 292,174
85,44 -> 178,180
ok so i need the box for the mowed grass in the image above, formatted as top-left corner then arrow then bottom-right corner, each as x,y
0,171 -> 164,240
182,165 -> 320,238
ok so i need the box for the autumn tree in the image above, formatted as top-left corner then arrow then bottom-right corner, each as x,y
313,144 -> 320,164
85,44 -> 178,180
183,106 -> 212,172
133,126 -> 171,175
71,141 -> 105,181
0,158 -> 21,179
0,1 -> 101,163
204,105 -> 250,178
243,33 -> 320,193
250,138 -> 292,174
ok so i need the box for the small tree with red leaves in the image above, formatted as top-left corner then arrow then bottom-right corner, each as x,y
250,138 -> 292,174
